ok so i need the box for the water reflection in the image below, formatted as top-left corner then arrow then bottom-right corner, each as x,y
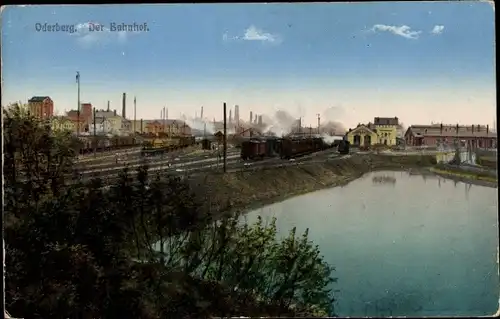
372,175 -> 397,185
246,171 -> 499,317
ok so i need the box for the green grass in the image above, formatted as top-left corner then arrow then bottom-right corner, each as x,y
476,156 -> 497,169
430,167 -> 498,184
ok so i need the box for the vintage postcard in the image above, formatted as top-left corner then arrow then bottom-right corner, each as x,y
1,2 -> 497,318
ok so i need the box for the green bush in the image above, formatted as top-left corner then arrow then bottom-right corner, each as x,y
3,104 -> 337,318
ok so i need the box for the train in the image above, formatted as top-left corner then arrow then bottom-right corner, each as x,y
76,135 -> 197,156
241,136 -> 350,160
141,136 -> 196,157
77,136 -> 140,155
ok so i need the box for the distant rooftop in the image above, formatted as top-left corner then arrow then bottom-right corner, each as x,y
28,96 -> 51,103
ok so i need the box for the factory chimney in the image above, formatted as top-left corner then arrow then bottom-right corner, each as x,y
122,93 -> 126,119
250,111 -> 253,123
200,106 -> 204,120
107,100 -> 110,112
229,109 -> 232,124
234,105 -> 240,126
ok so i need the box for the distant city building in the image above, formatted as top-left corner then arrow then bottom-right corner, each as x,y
50,116 -> 76,133
28,96 -> 54,119
66,103 -> 93,133
373,117 -> 399,146
89,117 -> 113,135
134,119 -> 192,136
405,124 -> 497,149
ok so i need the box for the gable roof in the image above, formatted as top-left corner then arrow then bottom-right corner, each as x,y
406,124 -> 496,138
349,124 -> 377,135
28,96 -> 51,103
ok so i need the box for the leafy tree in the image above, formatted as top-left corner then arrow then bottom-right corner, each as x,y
4,105 -> 337,318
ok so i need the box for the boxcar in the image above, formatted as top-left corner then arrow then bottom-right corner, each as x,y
241,139 -> 266,160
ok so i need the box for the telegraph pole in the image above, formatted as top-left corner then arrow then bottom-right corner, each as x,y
223,102 -> 227,173
76,71 -> 80,138
134,96 -> 137,134
93,107 -> 97,157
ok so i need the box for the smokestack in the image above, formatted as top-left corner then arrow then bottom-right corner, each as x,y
250,111 -> 253,123
122,93 -> 126,119
201,106 -> 204,120
223,102 -> 227,173
229,109 -> 232,124
234,105 -> 240,126
107,100 -> 110,112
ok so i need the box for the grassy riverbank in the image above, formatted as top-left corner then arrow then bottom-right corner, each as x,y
191,154 -> 438,214
429,166 -> 498,188
477,156 -> 497,170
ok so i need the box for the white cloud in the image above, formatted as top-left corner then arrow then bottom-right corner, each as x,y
71,22 -> 133,48
243,25 -> 281,43
223,25 -> 282,44
370,24 -> 421,39
430,25 -> 445,35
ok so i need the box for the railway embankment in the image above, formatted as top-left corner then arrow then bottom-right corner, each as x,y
190,153 -> 438,214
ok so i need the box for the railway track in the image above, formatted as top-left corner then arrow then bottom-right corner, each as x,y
82,149 -> 347,182
77,148 -> 240,170
80,147 -> 338,176
95,152 -> 352,187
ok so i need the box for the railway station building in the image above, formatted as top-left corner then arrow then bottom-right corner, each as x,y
346,124 -> 378,147
404,124 -> 497,149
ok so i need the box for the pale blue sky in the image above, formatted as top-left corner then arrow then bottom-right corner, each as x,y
1,2 -> 496,129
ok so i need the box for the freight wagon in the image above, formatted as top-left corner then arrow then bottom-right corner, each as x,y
141,136 -> 196,157
240,137 -> 281,160
78,136 -> 140,155
240,136 -> 331,160
280,137 -> 328,159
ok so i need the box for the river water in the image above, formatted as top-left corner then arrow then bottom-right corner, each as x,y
246,171 -> 499,317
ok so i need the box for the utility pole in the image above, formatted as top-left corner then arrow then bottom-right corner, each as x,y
223,102 -> 227,173
163,107 -> 166,136
76,71 -> 80,138
317,113 -> 321,134
93,107 -> 97,157
134,96 -> 137,134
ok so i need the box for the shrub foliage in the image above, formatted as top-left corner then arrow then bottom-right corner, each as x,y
3,104 -> 337,318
